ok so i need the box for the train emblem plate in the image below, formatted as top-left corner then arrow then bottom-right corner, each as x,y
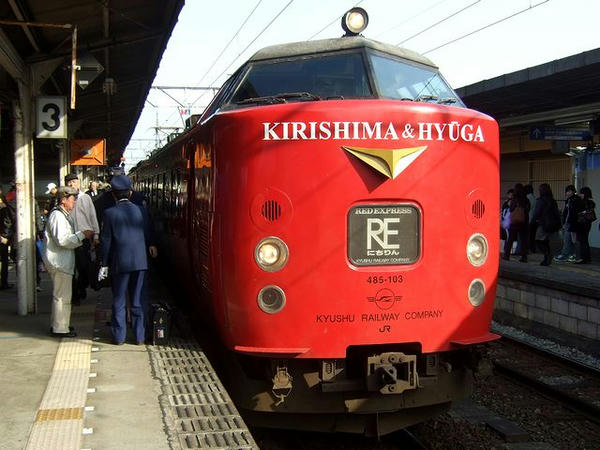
347,204 -> 420,266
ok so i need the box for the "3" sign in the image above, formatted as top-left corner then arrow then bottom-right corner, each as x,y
36,96 -> 67,139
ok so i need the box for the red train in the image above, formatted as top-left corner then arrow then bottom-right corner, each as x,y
131,8 -> 499,436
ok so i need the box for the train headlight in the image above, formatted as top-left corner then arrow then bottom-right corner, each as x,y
258,285 -> 286,314
468,279 -> 486,306
467,233 -> 488,266
255,236 -> 289,272
341,7 -> 369,36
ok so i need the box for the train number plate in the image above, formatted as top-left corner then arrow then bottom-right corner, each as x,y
347,204 -> 420,266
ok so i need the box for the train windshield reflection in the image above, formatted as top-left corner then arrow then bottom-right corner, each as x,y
369,53 -> 464,106
229,51 -> 372,104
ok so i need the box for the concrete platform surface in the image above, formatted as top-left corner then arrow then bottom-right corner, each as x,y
0,269 -> 168,450
0,246 -> 596,449
0,261 -> 256,450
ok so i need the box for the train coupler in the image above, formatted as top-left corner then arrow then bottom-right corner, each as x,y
366,352 -> 419,394
272,364 -> 293,406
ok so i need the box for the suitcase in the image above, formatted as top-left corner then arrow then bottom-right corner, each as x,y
151,303 -> 171,345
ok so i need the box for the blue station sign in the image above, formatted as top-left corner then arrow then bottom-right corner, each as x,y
529,126 -> 592,141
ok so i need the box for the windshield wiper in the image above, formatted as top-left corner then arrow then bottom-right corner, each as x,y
236,96 -> 286,105
416,94 -> 438,102
236,92 -> 321,105
438,97 -> 457,104
275,92 -> 321,101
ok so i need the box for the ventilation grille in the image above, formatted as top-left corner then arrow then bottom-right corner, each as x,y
261,200 -> 282,223
471,199 -> 485,219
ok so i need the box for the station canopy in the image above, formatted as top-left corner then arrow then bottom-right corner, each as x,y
0,0 -> 184,165
456,48 -> 600,128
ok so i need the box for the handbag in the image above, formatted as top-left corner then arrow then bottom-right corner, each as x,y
509,205 -> 526,225
577,209 -> 597,224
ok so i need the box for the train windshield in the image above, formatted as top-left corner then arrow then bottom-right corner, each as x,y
229,51 -> 372,104
369,53 -> 464,106
224,47 -> 464,108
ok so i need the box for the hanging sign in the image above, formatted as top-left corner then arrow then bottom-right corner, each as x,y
36,96 -> 67,139
71,138 -> 106,165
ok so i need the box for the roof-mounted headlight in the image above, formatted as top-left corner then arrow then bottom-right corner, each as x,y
341,7 -> 369,36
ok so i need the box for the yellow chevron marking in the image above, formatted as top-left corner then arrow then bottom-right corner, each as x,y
342,146 -> 427,179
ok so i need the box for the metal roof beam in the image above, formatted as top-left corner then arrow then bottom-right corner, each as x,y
25,29 -> 163,64
0,28 -> 26,82
499,102 -> 600,128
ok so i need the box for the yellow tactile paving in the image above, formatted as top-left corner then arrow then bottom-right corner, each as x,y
53,340 -> 93,370
38,369 -> 90,409
36,408 -> 83,422
26,419 -> 83,450
25,337 -> 92,450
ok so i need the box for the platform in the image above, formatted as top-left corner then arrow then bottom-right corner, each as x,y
0,250 -> 597,449
500,250 -> 600,299
0,264 -> 256,450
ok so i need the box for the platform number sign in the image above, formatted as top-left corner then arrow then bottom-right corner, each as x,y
36,96 -> 67,139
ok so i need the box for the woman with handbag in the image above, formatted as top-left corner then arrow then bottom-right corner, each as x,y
532,183 -> 560,266
574,186 -> 596,264
502,184 -> 530,262
500,188 -> 514,241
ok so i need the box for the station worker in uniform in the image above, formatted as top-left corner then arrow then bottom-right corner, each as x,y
98,175 -> 157,345
44,186 -> 94,337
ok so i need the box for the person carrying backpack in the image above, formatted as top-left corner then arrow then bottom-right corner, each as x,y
532,183 -> 560,266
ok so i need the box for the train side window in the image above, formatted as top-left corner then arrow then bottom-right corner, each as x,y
176,170 -> 182,218
170,169 -> 176,216
161,172 -> 166,211
152,175 -> 158,209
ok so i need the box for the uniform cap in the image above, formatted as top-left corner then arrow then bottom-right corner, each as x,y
45,182 -> 57,194
58,186 -> 78,197
110,175 -> 131,191
64,173 -> 79,183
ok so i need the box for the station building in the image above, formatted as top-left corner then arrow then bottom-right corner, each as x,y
456,47 -> 600,248
0,0 -> 184,314
0,1 -> 598,312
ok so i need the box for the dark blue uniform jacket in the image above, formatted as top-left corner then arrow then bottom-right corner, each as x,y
101,200 -> 150,274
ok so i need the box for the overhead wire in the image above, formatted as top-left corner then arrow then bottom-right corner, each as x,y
374,0 -> 448,40
397,0 -> 481,46
422,0 -> 550,54
155,1 -> 264,132
194,0 -> 263,87
188,0 -> 295,109
150,0 -> 296,145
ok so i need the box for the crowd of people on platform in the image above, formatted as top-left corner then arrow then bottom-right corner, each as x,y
501,182 -> 597,266
11,170 -> 159,344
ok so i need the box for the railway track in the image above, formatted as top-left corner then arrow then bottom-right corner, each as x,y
253,426 -> 428,449
491,333 -> 600,424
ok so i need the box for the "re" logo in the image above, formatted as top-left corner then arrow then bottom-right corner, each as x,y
367,218 -> 400,250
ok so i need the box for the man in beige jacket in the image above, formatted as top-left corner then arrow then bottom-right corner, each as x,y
44,186 -> 94,337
